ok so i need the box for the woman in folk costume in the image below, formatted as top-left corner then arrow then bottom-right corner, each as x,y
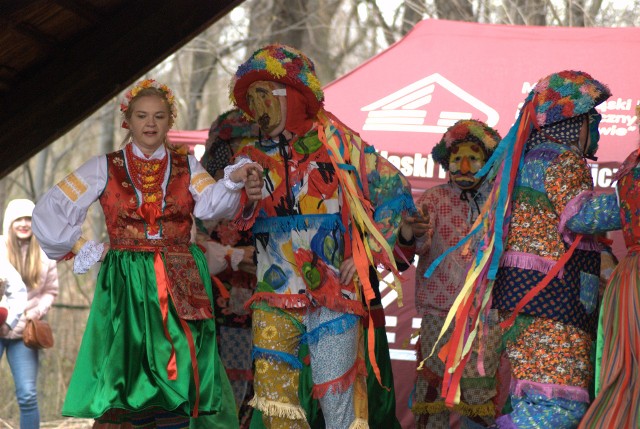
429,71 -> 622,429
408,120 -> 503,428
32,79 -> 263,429
578,107 -> 640,429
229,44 -> 415,429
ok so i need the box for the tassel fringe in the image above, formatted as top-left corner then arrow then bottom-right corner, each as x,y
253,213 -> 344,234
252,347 -> 303,370
311,358 -> 367,399
303,313 -> 360,345
245,292 -> 310,311
248,395 -> 307,420
306,291 -> 366,316
348,418 -> 369,429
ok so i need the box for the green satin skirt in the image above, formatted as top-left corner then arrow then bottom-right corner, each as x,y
62,245 -> 226,421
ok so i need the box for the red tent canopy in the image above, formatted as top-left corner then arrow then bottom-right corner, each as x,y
168,128 -> 209,145
323,19 -> 640,194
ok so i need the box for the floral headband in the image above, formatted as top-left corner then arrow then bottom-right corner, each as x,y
120,79 -> 177,129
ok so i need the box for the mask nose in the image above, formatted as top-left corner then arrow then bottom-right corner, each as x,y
460,157 -> 471,174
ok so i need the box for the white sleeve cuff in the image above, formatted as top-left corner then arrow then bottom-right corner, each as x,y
222,157 -> 253,191
73,240 -> 105,274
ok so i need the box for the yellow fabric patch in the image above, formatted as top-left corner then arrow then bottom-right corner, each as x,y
57,173 -> 88,202
411,400 -> 495,417
191,172 -> 215,194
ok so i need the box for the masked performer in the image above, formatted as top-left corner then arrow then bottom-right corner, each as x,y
229,44 -> 415,429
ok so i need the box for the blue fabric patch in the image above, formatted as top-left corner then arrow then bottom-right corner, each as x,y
252,346 -> 303,370
509,390 -> 587,428
253,213 -> 344,234
579,271 -> 599,315
301,313 -> 359,345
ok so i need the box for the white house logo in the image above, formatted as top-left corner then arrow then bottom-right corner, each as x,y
361,73 -> 500,133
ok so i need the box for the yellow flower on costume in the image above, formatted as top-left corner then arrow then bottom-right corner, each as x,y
262,325 -> 278,340
255,359 -> 269,375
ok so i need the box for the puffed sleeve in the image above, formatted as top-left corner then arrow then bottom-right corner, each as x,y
562,192 -> 621,235
189,155 -> 242,220
2,259 -> 27,329
32,156 -> 107,260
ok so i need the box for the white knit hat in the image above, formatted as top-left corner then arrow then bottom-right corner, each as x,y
3,199 -> 35,236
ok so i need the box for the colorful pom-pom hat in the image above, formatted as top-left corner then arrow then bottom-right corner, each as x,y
526,70 -> 611,127
230,44 -> 324,118
431,119 -> 502,171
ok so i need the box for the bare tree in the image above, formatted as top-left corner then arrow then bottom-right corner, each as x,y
435,0 -> 475,20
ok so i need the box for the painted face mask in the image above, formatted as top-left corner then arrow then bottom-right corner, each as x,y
449,141 -> 487,190
246,81 -> 284,136
585,109 -> 602,160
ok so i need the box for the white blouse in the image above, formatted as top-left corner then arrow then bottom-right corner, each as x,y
32,143 -> 246,262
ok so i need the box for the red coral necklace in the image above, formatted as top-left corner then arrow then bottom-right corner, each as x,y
125,143 -> 168,196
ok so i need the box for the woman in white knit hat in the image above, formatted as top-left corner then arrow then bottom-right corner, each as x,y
0,198 -> 58,429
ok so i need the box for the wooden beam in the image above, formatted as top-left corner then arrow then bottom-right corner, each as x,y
0,16 -> 59,48
0,0 -> 244,179
52,0 -> 103,25
0,0 -> 42,17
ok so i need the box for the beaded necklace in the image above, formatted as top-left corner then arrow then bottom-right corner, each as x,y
125,142 -> 168,216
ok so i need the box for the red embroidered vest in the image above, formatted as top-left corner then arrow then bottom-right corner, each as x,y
100,149 -> 213,320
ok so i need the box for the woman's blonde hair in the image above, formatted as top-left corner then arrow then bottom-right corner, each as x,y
7,221 -> 41,290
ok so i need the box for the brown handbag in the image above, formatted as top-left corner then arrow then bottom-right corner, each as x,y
22,318 -> 54,349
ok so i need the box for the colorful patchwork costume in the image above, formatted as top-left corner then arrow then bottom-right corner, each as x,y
433,71 -> 621,429
411,120 -> 503,428
229,44 -> 415,429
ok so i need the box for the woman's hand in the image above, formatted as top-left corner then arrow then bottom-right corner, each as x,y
99,243 -> 110,262
0,323 -> 10,336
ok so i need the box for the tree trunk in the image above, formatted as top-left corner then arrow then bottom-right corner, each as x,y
434,0 -> 474,21
402,0 -> 427,35
270,0 -> 309,50
506,0 -> 547,25
568,0 -> 587,26
186,36 -> 216,130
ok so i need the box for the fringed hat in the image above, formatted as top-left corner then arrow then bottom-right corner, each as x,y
230,44 -> 324,118
527,70 -> 611,127
431,119 -> 501,171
